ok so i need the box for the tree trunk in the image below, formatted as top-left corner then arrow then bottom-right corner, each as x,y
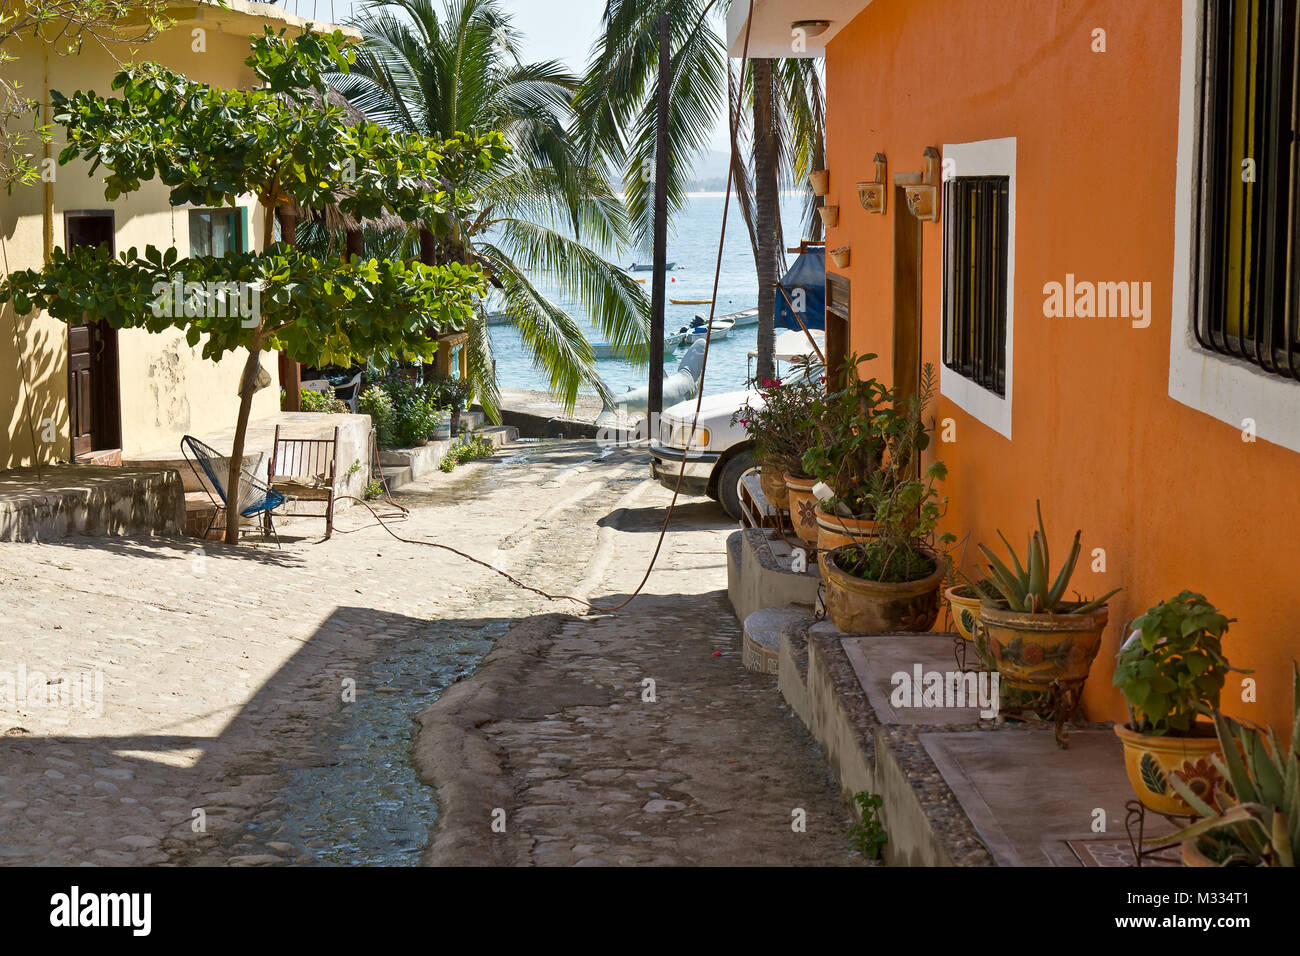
223,346 -> 263,544
809,132 -> 826,243
752,59 -> 781,384
277,208 -> 301,412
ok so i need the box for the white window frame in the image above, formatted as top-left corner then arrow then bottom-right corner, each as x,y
1170,0 -> 1300,454
940,137 -> 1016,440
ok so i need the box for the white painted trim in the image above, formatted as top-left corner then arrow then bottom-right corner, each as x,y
1169,0 -> 1300,454
940,137 -> 1016,440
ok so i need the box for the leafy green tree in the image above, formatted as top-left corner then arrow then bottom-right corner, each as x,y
331,0 -> 650,415
575,0 -> 825,382
0,27 -> 504,543
0,0 -> 178,191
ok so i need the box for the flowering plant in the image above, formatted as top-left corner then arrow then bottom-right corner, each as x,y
800,353 -> 890,515
731,358 -> 823,475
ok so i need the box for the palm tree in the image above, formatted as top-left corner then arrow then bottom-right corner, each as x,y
575,0 -> 825,382
331,0 -> 650,417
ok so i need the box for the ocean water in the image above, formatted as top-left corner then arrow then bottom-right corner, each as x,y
487,193 -> 810,399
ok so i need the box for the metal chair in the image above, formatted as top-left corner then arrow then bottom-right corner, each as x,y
268,424 -> 340,538
180,435 -> 285,546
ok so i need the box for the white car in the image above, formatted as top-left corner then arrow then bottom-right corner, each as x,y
649,331 -> 824,520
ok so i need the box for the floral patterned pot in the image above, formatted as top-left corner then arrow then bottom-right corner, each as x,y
758,460 -> 789,509
815,510 -> 878,553
978,604 -> 1108,691
945,585 -> 982,642
822,546 -> 947,633
1114,722 -> 1224,816
783,472 -> 819,546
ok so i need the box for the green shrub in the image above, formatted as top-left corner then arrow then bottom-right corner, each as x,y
359,385 -> 397,448
362,478 -> 385,501
300,388 -> 349,414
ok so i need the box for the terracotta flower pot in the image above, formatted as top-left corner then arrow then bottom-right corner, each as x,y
978,604 -> 1108,691
945,585 -> 982,642
818,204 -> 840,228
809,169 -> 830,195
822,545 -> 947,633
758,461 -> 789,509
783,472 -> 819,546
1115,722 -> 1224,816
829,245 -> 851,268
815,510 -> 877,577
1181,838 -> 1217,867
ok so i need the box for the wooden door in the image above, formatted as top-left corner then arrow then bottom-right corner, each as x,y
891,177 -> 924,407
64,212 -> 121,458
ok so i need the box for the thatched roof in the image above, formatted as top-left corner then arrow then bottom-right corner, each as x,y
283,86 -> 407,234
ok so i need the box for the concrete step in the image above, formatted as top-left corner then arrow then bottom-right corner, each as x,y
742,604 -> 810,675
378,425 -> 519,491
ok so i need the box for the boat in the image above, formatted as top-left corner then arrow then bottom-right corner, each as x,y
671,298 -> 712,305
667,315 -> 735,348
628,262 -> 676,272
703,307 -> 759,328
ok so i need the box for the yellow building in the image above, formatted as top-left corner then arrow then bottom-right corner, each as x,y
0,0 -> 355,469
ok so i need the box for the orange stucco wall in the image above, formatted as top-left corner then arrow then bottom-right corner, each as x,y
824,0 -> 1298,730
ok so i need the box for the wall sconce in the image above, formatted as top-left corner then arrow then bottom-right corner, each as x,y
903,147 -> 941,222
792,19 -> 832,37
828,246 -> 851,268
856,152 -> 887,214
809,168 -> 830,196
818,204 -> 839,228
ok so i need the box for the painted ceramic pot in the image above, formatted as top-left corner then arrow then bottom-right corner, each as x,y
758,460 -> 789,509
978,604 -> 1108,691
1114,722 -> 1225,816
945,585 -> 983,642
783,472 -> 819,546
822,546 -> 947,633
815,509 -> 878,554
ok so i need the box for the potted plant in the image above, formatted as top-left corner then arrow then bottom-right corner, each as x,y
801,354 -> 890,559
822,365 -> 955,633
732,364 -> 820,520
1112,592 -> 1236,816
945,578 -> 1000,643
973,502 -> 1121,694
1149,663 -> 1298,867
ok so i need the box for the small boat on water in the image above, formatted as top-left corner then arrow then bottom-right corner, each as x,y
671,298 -> 712,305
628,262 -> 676,272
667,315 -> 734,348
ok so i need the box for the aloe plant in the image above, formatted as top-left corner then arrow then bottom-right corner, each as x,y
1151,662 -> 1299,867
975,501 -> 1121,614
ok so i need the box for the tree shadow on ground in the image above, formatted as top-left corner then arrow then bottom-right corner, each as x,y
0,605 -> 526,866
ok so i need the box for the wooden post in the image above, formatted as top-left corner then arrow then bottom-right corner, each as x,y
647,12 -> 670,421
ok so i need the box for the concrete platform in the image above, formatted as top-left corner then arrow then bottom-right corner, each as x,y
772,614 -> 1175,867
0,466 -> 184,541
726,527 -> 820,623
377,424 -> 519,490
126,412 -> 374,511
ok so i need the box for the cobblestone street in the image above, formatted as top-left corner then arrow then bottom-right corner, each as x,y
0,439 -> 854,866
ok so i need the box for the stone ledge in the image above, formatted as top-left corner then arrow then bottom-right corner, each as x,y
726,527 -> 820,623
0,466 -> 185,542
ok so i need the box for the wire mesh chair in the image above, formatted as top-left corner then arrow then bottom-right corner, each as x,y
181,435 -> 286,546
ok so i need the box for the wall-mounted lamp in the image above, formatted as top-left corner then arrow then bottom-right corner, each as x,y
792,19 -> 832,37
809,168 -> 830,196
818,204 -> 840,228
856,153 -> 888,214
903,146 -> 942,222
828,245 -> 851,268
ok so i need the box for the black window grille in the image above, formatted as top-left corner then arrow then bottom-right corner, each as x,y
943,175 -> 1009,397
1192,0 -> 1300,380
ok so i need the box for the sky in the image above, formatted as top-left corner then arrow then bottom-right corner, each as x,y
302,0 -> 731,154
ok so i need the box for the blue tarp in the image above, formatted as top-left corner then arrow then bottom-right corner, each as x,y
774,246 -> 826,332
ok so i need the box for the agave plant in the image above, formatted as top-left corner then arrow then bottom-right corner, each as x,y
1151,662 -> 1299,866
974,501 -> 1121,614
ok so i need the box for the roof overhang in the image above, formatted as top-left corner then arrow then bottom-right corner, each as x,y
727,0 -> 872,58
161,0 -> 363,43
